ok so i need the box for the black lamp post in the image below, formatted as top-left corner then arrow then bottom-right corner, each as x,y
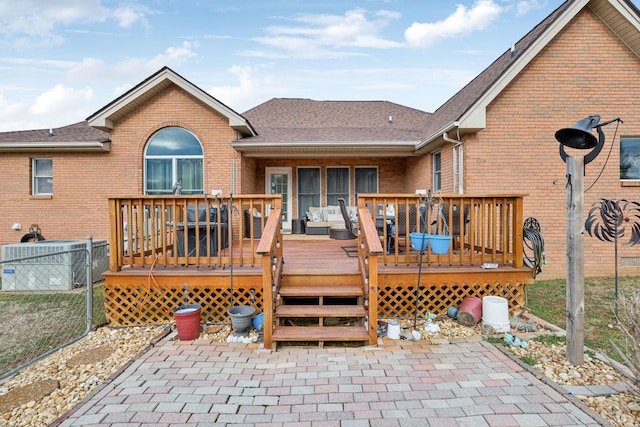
555,115 -> 621,365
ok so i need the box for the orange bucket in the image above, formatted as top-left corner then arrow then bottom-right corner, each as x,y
456,296 -> 482,326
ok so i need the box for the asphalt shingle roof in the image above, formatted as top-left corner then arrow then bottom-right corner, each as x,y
0,121 -> 109,144
242,99 -> 431,142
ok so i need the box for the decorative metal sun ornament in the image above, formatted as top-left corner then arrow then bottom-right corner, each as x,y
585,198 -> 640,316
585,199 -> 640,245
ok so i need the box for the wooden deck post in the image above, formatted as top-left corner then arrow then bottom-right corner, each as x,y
256,207 -> 282,350
513,196 -> 525,268
261,252 -> 273,349
565,156 -> 585,365
367,254 -> 379,345
108,198 -> 120,272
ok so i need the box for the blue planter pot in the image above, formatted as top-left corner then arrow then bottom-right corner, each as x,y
252,312 -> 264,330
409,232 -> 430,251
429,235 -> 452,254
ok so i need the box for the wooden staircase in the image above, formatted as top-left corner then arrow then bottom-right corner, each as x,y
271,272 -> 370,347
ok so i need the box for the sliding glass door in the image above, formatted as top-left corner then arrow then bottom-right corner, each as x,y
326,167 -> 350,206
355,166 -> 378,202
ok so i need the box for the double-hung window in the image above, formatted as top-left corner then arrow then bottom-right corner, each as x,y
144,127 -> 204,195
32,158 -> 53,195
433,151 -> 442,192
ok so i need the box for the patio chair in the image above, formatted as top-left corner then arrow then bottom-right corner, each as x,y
338,198 -> 359,256
389,203 -> 417,252
439,203 -> 470,251
439,204 -> 469,236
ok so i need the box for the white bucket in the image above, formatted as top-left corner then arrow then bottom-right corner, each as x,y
387,320 -> 400,339
482,296 -> 510,332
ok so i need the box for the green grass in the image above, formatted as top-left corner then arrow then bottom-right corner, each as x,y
525,276 -> 639,362
531,334 -> 565,346
0,283 -> 107,376
520,355 -> 537,366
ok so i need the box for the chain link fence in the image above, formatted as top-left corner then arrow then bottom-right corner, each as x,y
0,238 -> 109,380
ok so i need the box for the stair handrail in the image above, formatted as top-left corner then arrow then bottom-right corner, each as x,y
256,208 -> 283,349
357,208 -> 383,345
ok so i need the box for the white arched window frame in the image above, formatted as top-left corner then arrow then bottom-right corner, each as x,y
144,127 -> 204,195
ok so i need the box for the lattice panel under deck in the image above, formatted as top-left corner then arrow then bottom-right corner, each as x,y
378,281 -> 526,319
104,285 -> 263,326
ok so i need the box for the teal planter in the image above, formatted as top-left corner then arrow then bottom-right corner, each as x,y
429,235 -> 452,254
409,232 -> 430,251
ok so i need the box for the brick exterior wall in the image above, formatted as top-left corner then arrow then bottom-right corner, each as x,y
460,9 -> 640,279
0,85 -> 240,245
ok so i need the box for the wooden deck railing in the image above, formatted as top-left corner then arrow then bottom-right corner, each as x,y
256,208 -> 283,349
107,195 -> 283,271
357,194 -> 525,268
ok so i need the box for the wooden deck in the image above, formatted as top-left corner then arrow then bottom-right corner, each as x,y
104,194 -> 534,348
104,236 -> 531,319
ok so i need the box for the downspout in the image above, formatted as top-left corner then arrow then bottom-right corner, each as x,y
443,131 -> 464,194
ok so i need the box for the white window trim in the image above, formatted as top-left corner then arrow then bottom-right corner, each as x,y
143,127 -> 204,195
32,158 -> 53,196
265,166 -> 292,230
620,137 -> 640,182
432,152 -> 442,193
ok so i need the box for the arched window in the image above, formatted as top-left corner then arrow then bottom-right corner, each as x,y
144,127 -> 204,195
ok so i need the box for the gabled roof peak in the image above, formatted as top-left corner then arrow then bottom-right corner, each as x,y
86,67 -> 256,136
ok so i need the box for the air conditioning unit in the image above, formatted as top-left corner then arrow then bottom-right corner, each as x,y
1,240 -> 108,292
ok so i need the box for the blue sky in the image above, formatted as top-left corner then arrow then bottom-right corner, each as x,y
0,0 -> 564,132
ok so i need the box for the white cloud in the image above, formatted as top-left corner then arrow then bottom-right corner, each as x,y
0,0 -> 151,46
28,84 -> 94,117
0,84 -> 97,130
67,42 -> 198,81
405,0 -> 503,48
251,8 -> 403,59
514,0 -> 548,16
113,83 -> 134,96
111,5 -> 149,28
0,93 -> 29,129
247,37 -> 366,59
116,41 -> 198,74
208,65 -> 284,112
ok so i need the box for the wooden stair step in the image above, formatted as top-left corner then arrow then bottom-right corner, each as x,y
276,305 -> 365,318
272,326 -> 370,342
279,285 -> 363,297
281,274 -> 361,287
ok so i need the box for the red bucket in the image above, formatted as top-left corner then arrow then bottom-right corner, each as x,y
174,304 -> 202,340
456,296 -> 482,326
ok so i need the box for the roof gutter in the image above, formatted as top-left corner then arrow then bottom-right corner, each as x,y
0,141 -> 111,152
415,121 -> 460,153
442,129 -> 462,146
231,140 -> 418,158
